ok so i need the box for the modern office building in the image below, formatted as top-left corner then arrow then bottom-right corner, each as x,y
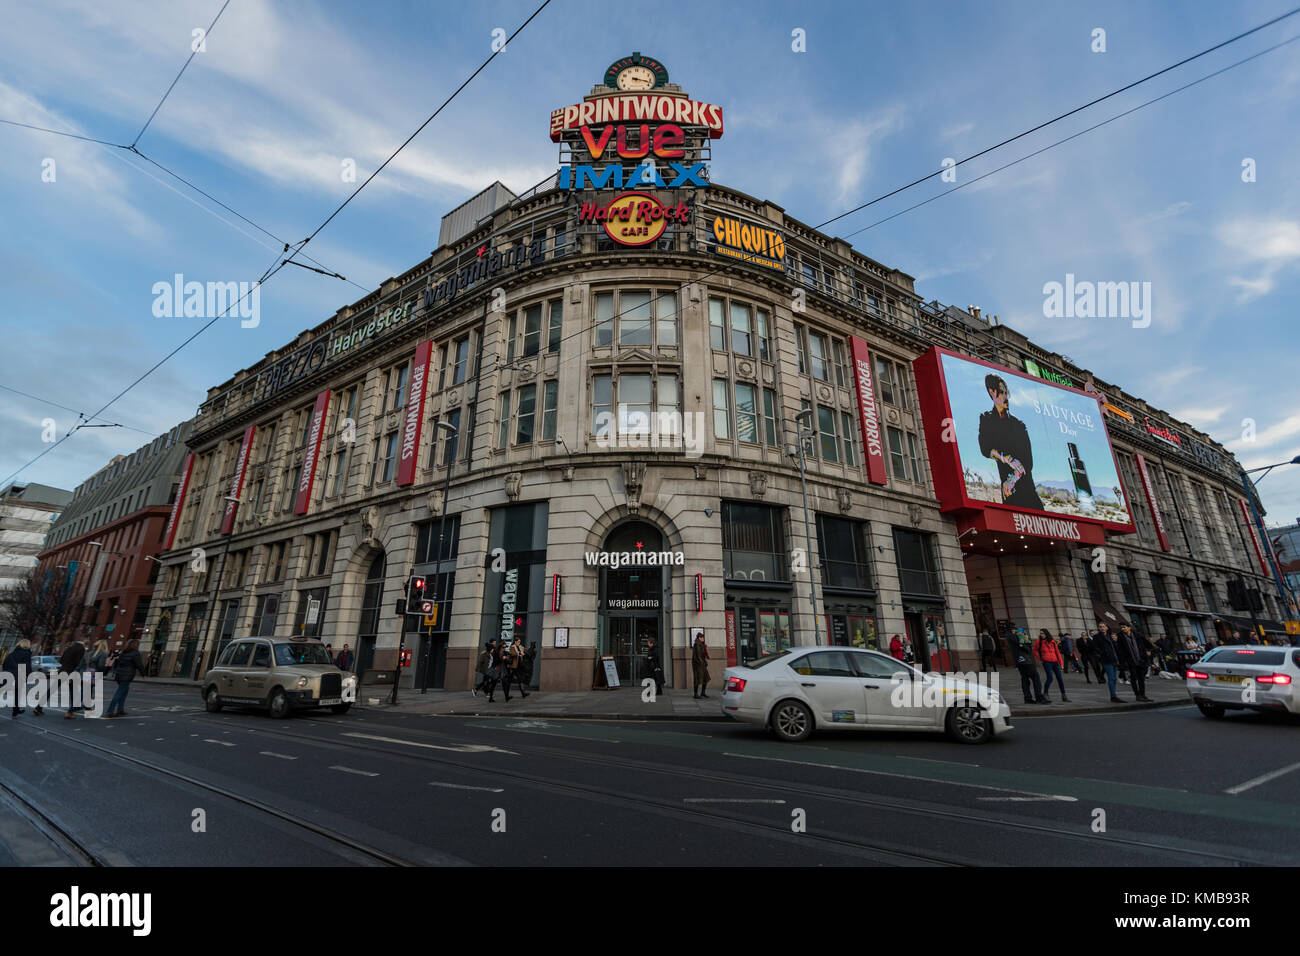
0,481 -> 73,649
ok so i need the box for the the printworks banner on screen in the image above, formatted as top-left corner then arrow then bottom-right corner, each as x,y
937,351 -> 1132,525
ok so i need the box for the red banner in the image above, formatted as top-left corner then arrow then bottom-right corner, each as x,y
396,341 -> 433,487
1133,453 -> 1171,551
162,453 -> 194,551
294,390 -> 331,514
220,425 -> 256,535
725,610 -> 737,667
1239,498 -> 1270,575
849,337 -> 888,486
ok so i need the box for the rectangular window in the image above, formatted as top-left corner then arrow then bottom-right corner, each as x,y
730,301 -> 753,357
832,340 -> 848,387
381,432 -> 398,482
763,389 -> 778,446
886,426 -> 908,480
1119,567 -> 1140,604
595,292 -> 614,347
1149,572 -> 1171,607
817,515 -> 873,590
906,432 -> 924,484
547,300 -> 563,353
298,406 -> 314,447
893,528 -> 941,597
618,374 -> 652,437
756,308 -> 771,362
841,411 -> 857,467
722,501 -> 788,582
876,357 -> 896,406
809,332 -> 830,382
735,383 -> 759,444
657,292 -> 677,347
817,405 -> 839,463
542,381 -> 558,440
592,375 -> 612,437
658,375 -> 679,441
441,408 -> 461,465
282,465 -> 302,511
385,363 -> 410,413
620,291 -> 652,346
506,313 -> 516,364
515,385 -> 537,444
497,393 -> 511,448
260,422 -> 277,462
712,379 -> 731,440
522,304 -> 542,358
451,336 -> 469,385
795,324 -> 808,374
709,297 -> 726,350
329,447 -> 349,496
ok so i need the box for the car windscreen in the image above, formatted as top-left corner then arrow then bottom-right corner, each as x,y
744,650 -> 793,670
1201,648 -> 1286,666
274,643 -> 334,666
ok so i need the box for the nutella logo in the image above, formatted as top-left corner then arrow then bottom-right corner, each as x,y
1011,512 -> 1083,540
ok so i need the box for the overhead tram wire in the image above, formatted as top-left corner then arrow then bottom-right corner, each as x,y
0,3 -> 555,487
0,385 -> 154,436
841,31 -> 1300,239
814,4 -> 1300,231
131,0 -> 232,148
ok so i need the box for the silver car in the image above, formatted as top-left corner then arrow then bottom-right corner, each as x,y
1185,644 -> 1300,718
201,637 -> 356,718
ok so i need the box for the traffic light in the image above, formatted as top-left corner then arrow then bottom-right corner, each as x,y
406,575 -> 432,616
399,648 -> 413,668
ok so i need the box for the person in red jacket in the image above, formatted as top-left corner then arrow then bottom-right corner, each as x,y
1035,629 -> 1069,702
889,634 -> 905,661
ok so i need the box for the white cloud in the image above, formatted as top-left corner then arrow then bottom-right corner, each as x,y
1218,218 -> 1300,302
1228,413 -> 1300,453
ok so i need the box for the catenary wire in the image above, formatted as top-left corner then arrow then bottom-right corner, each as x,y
131,0 -> 232,148
813,3 -> 1300,230
0,385 -> 154,436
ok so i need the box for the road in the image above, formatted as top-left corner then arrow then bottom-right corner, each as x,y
2,682 -> 1298,866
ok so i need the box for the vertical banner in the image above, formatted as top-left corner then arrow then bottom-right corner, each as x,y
83,552 -> 107,606
163,453 -> 195,551
849,337 -> 888,486
725,609 -> 737,667
396,341 -> 433,487
1239,498 -> 1270,575
1133,454 -> 1171,552
220,425 -> 257,535
294,389 -> 332,514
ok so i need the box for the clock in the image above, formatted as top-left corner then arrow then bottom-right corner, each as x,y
603,53 -> 669,90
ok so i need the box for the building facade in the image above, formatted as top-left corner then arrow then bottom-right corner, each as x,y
0,482 -> 73,649
144,54 -> 1287,695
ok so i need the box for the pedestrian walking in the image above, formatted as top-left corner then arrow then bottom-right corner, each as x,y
1059,632 -> 1082,673
483,642 -> 505,702
1093,623 -> 1123,702
692,633 -> 710,699
645,635 -> 665,695
508,636 -> 530,698
87,640 -> 110,675
3,639 -> 43,716
1118,624 -> 1152,702
1011,628 -> 1048,704
978,630 -> 997,672
104,639 -> 146,717
473,641 -> 494,697
59,638 -> 87,719
1035,629 -> 1069,702
335,644 -> 354,671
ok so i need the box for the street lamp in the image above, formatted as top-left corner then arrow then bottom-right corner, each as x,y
1239,454 -> 1300,625
785,409 -> 819,646
420,419 -> 459,694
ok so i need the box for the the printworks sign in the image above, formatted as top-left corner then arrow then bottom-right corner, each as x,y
579,193 -> 689,247
709,213 -> 786,272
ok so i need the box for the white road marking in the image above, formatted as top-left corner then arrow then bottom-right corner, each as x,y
724,752 -> 1076,801
429,782 -> 504,792
683,798 -> 786,804
203,739 -> 235,747
33,749 -> 43,753
343,732 -> 516,755
260,751 -> 298,760
330,765 -> 378,777
1224,761 -> 1300,795
978,795 -> 1078,802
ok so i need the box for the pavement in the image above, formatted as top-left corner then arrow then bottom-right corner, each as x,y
138,666 -> 1193,720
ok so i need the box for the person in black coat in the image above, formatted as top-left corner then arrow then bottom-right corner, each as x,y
105,639 -> 146,717
59,639 -> 87,719
1093,623 -> 1123,701
1010,629 -> 1048,705
1117,624 -> 1152,702
978,631 -> 997,672
644,636 -> 665,695
3,640 -> 42,716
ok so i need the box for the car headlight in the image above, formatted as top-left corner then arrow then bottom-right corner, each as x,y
296,677 -> 310,688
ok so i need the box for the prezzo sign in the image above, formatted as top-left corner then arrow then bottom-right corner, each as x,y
395,342 -> 432,487
220,425 -> 256,535
579,192 -> 689,246
162,453 -> 194,551
709,214 -> 785,271
1134,453 -> 1172,552
849,337 -> 888,486
293,389 -> 331,514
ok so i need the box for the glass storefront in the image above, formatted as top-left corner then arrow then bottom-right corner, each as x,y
479,502 -> 549,687
597,521 -> 669,683
727,599 -> 791,664
823,606 -> 878,650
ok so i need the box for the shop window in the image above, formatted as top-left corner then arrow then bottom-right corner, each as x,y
722,501 -> 788,582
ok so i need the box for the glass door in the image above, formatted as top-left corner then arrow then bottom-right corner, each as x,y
609,616 -> 633,683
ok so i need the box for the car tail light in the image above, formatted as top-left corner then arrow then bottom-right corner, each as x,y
725,676 -> 747,693
1185,669 -> 1209,680
1258,673 -> 1292,685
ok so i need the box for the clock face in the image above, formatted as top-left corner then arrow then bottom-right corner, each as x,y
616,65 -> 657,90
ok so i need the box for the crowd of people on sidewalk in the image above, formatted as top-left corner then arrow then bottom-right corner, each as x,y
471,637 -> 535,702
971,620 -> 1290,707
2,635 -> 147,718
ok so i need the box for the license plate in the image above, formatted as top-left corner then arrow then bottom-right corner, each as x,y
319,697 -> 342,705
1214,675 -> 1244,684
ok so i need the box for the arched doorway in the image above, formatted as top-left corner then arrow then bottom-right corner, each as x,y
354,552 -> 386,677
597,520 -> 672,685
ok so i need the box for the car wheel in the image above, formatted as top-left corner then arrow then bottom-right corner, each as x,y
267,688 -> 290,719
1196,701 -> 1226,719
330,703 -> 352,715
204,686 -> 223,713
770,699 -> 813,742
946,704 -> 992,744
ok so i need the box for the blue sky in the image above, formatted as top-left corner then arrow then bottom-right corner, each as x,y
1,0 -> 1298,524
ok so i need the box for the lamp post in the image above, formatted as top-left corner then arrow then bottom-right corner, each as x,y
421,419 -> 459,694
785,410 -> 819,646
1240,455 -> 1300,624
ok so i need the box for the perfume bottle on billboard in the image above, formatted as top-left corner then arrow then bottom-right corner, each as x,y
1068,442 -> 1096,513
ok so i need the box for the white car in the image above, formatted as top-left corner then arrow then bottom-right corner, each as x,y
1185,644 -> 1300,718
721,646 -> 1013,743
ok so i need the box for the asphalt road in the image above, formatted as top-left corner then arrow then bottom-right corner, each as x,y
2,682 -> 1298,867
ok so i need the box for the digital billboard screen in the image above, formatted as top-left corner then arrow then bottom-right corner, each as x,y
916,349 -> 1133,530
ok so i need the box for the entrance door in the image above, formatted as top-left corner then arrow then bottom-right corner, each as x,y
416,633 -> 447,690
904,613 -> 927,671
607,616 -> 660,685
635,617 -> 659,686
